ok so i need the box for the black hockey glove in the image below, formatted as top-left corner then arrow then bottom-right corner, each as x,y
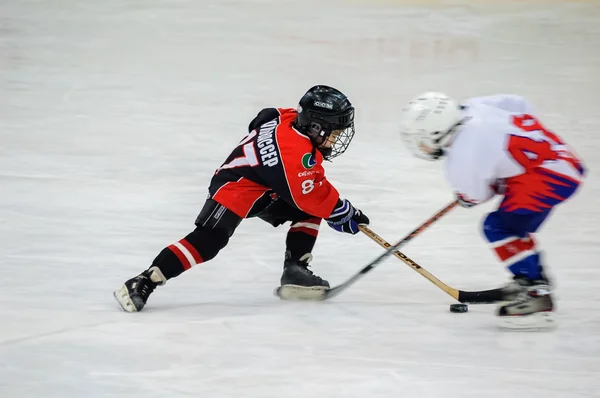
326,199 -> 370,234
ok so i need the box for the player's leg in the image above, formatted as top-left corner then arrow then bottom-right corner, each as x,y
256,199 -> 328,291
484,209 -> 556,328
114,199 -> 242,312
281,215 -> 326,288
483,210 -> 553,320
484,210 -> 549,279
484,172 -> 582,327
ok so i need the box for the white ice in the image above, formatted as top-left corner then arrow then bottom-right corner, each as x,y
1,0 -> 600,397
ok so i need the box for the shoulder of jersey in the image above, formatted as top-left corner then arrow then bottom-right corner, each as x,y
275,108 -> 314,149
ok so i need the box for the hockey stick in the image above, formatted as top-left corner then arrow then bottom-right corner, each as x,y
359,225 -> 505,303
320,200 -> 459,300
276,200 -> 458,301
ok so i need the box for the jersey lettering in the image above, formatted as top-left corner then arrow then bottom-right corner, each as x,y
256,120 -> 279,167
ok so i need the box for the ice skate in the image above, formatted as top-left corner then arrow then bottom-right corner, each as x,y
499,275 -> 536,302
275,253 -> 329,301
497,277 -> 555,330
114,266 -> 166,312
500,262 -> 551,302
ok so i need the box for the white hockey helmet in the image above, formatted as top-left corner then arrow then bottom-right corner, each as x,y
399,92 -> 464,160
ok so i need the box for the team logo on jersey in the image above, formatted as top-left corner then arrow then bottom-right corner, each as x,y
302,153 -> 316,169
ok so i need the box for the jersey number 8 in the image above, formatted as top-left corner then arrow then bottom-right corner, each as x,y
301,179 -> 314,194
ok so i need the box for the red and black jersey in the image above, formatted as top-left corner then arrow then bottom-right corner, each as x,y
209,108 -> 340,219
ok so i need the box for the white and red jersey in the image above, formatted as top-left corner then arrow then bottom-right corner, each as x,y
445,95 -> 585,211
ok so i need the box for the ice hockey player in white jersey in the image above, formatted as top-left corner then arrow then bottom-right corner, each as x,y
399,92 -> 585,328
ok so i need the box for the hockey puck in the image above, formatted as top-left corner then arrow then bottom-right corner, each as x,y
450,303 -> 468,313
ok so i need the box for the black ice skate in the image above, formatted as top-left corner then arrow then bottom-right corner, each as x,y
276,253 -> 330,301
497,276 -> 554,329
114,266 -> 167,312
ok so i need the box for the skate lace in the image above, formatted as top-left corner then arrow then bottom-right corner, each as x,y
300,263 -> 324,282
134,276 -> 157,299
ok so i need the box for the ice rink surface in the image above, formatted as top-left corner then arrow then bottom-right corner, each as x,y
1,0 -> 600,396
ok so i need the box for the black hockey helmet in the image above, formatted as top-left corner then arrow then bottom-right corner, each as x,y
293,85 -> 355,160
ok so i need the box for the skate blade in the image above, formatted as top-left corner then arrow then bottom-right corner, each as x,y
274,285 -> 328,301
113,285 -> 138,312
498,311 -> 556,330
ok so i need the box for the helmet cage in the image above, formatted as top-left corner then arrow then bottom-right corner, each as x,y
301,106 -> 355,160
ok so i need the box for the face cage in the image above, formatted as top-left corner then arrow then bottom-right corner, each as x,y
327,125 -> 355,160
309,123 -> 355,161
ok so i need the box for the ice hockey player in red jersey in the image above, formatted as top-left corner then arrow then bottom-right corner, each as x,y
114,85 -> 370,312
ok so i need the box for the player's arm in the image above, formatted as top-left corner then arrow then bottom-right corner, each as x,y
454,180 -> 499,208
446,149 -> 498,208
276,147 -> 370,233
250,121 -> 338,218
260,156 -> 369,233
